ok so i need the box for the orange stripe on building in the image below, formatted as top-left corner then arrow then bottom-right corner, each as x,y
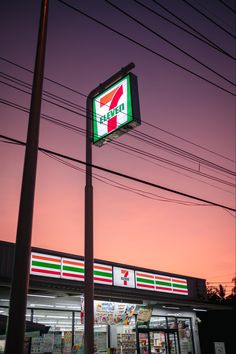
32,255 -> 60,263
137,273 -> 154,279
94,265 -> 112,272
63,260 -> 84,267
172,278 -> 186,284
156,276 -> 171,281
100,88 -> 117,107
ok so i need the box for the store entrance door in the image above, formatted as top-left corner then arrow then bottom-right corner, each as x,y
137,327 -> 180,354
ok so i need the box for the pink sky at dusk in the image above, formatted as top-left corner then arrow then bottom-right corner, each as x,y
0,0 -> 235,293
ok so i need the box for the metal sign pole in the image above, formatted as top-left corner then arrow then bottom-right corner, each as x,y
5,1 -> 49,353
84,63 -> 135,353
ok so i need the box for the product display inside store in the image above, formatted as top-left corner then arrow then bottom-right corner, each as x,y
0,294 -> 196,354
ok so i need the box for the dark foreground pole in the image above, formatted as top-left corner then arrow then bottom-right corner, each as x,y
5,1 -> 49,353
84,94 -> 94,354
84,63 -> 135,353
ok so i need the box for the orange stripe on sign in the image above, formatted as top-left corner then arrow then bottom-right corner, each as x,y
172,278 -> 186,284
32,255 -> 60,263
63,260 -> 84,267
156,276 -> 171,281
94,265 -> 112,272
136,273 -> 154,279
100,88 -> 117,107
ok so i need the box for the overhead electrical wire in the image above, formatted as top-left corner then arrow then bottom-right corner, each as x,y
217,0 -> 236,15
1,55 -> 235,166
1,96 -> 235,196
1,88 -> 235,190
108,143 -> 234,195
43,151 -> 211,206
105,0 -> 236,87
193,0 -> 236,32
1,134 -> 235,213
56,0 -> 236,96
1,74 -> 235,181
1,73 -> 235,185
181,0 -> 236,39
142,121 -> 236,164
1,70 -> 235,177
152,0 -> 236,51
132,0 -> 236,60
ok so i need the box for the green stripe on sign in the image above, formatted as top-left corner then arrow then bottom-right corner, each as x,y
32,260 -> 60,270
63,265 -> 84,273
156,280 -> 172,287
94,270 -> 112,278
137,277 -> 155,285
172,283 -> 187,289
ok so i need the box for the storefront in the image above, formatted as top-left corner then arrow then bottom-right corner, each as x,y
0,241 -> 208,353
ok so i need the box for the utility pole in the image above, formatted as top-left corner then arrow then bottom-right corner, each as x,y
5,1 -> 49,353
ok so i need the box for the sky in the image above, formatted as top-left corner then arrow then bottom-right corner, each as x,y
0,0 -> 235,293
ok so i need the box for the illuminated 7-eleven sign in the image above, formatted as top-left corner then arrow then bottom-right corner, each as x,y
92,73 -> 141,147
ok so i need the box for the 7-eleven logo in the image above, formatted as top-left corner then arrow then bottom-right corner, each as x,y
113,267 -> 135,288
93,76 -> 130,142
121,269 -> 129,286
99,85 -> 124,133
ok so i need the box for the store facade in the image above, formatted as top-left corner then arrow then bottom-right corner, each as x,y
0,241 -> 208,353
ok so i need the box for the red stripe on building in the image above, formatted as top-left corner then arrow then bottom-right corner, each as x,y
156,286 -> 173,291
31,268 -> 60,276
137,283 -> 155,289
62,272 -> 84,279
94,277 -> 112,283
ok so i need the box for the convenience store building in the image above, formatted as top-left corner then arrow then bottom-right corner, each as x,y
0,241 -> 211,353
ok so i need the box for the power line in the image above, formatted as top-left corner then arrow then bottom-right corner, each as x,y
1,55 -> 235,164
151,0 -> 236,56
2,74 -> 235,179
1,96 -> 234,197
181,0 -> 236,39
1,134 -> 235,212
217,0 -> 236,15
132,0 -> 236,60
1,71 -> 235,178
43,150 -> 211,206
143,121 -> 236,164
105,0 -> 236,87
1,95 -> 235,190
193,0 -> 236,32
56,0 -> 236,96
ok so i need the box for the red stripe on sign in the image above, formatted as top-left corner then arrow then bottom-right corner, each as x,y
31,268 -> 60,276
137,283 -> 155,289
62,272 -> 84,279
108,85 -> 123,133
173,289 -> 188,294
94,277 -> 112,283
156,286 -> 172,291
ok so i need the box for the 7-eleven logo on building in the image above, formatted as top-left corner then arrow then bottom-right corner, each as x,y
92,74 -> 133,145
113,267 -> 135,288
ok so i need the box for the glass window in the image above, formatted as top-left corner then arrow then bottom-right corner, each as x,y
177,318 -> 194,354
167,316 -> 177,329
149,316 -> 167,328
34,309 -> 72,333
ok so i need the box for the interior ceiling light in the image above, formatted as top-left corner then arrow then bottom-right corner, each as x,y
162,306 -> 180,310
28,294 -> 56,299
193,308 -> 207,312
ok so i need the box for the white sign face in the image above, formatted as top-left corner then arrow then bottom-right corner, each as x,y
93,75 -> 131,143
113,267 -> 135,288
